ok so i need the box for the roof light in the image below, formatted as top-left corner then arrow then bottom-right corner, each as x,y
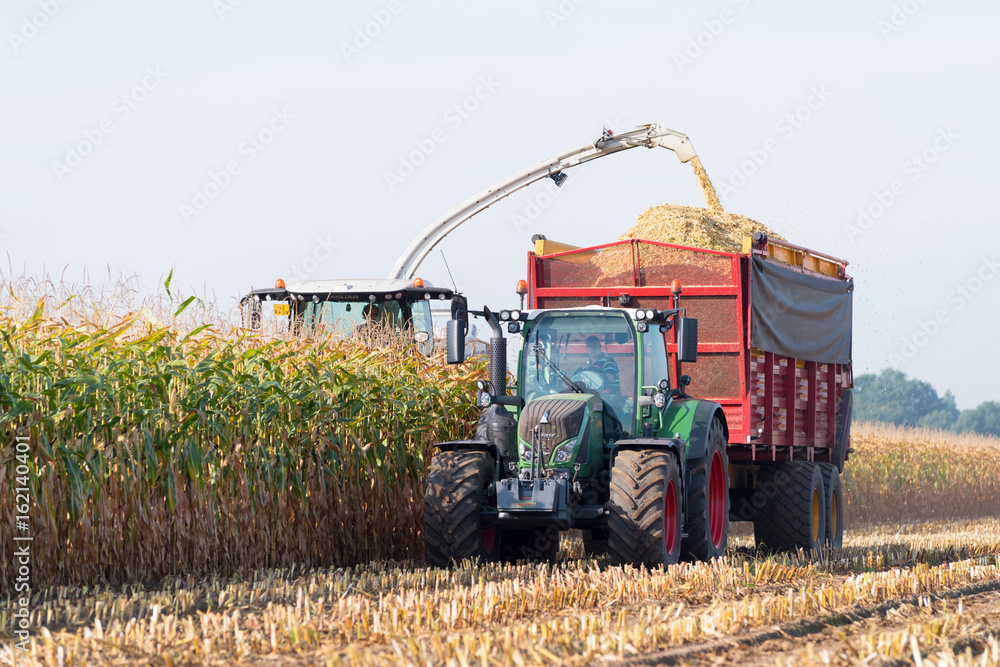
412,277 -> 424,288
275,279 -> 285,289
635,310 -> 647,321
671,279 -> 683,296
515,279 -> 528,296
645,309 -> 657,320
499,310 -> 511,321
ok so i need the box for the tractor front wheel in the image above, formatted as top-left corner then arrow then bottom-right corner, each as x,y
424,450 -> 500,567
608,449 -> 683,568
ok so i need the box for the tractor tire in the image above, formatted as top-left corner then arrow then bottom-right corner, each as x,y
681,417 -> 730,561
424,450 -> 501,567
608,449 -> 683,568
753,462 -> 826,554
817,462 -> 844,549
502,527 -> 559,562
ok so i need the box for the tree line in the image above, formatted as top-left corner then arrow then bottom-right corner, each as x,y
853,369 -> 1000,438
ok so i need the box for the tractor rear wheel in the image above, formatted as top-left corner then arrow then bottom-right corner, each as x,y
502,527 -> 559,562
753,462 -> 826,554
817,462 -> 844,549
682,417 -> 729,561
608,449 -> 683,568
424,450 -> 501,567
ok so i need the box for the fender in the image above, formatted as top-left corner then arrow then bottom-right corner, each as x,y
433,440 -> 498,461
613,437 -> 687,473
662,398 -> 728,460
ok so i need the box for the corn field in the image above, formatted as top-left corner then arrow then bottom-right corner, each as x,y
0,297 -> 484,593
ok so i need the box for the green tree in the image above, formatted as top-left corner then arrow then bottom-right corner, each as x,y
917,389 -> 959,430
955,401 -> 1000,438
853,369 -> 943,427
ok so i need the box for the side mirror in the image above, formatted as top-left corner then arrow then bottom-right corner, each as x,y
676,317 -> 698,363
446,319 -> 466,364
451,295 -> 469,334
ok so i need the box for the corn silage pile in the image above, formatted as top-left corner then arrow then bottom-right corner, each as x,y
622,157 -> 785,253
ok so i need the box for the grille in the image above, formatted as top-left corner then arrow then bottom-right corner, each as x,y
518,399 -> 587,461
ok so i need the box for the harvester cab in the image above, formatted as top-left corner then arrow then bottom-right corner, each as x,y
424,291 -> 730,568
239,278 -> 468,354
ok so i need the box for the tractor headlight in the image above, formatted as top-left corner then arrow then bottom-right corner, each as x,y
635,309 -> 646,321
478,391 -> 491,407
553,438 -> 578,463
499,310 -> 511,321
519,442 -> 532,462
653,392 -> 667,409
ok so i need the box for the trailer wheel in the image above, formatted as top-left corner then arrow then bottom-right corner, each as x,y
817,462 -> 844,549
682,417 -> 729,561
502,527 -> 559,562
753,462 -> 826,555
608,449 -> 683,568
424,450 -> 500,567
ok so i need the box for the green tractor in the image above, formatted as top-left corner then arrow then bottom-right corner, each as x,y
424,292 -> 731,567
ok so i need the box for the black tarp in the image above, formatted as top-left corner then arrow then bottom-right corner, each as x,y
750,257 -> 853,364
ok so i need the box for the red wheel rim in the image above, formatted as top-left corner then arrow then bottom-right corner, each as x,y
709,450 -> 726,548
664,479 -> 678,556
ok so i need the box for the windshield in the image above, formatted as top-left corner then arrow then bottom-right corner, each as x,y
520,311 -> 637,434
301,299 -> 404,338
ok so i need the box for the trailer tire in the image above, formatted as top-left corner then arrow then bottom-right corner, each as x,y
608,449 -> 683,568
817,462 -> 844,549
753,462 -> 826,555
832,389 -> 852,472
682,416 -> 729,561
424,450 -> 501,567
502,527 -> 559,562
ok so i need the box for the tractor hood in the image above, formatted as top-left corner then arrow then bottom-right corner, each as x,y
518,393 -> 595,467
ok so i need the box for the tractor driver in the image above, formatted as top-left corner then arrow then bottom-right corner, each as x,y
585,335 -> 620,394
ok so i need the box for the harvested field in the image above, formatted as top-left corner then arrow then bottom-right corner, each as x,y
3,519 -> 999,665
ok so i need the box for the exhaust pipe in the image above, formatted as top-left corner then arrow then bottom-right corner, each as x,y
482,306 -> 506,398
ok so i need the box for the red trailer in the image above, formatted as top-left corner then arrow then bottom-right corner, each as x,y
525,233 -> 854,538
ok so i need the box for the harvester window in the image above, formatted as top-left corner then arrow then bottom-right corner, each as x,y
302,299 -> 404,338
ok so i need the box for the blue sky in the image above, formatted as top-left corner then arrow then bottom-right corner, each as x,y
2,1 -> 998,408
